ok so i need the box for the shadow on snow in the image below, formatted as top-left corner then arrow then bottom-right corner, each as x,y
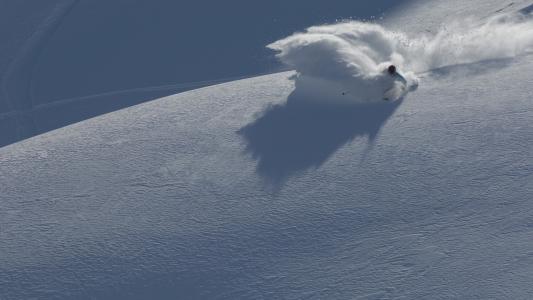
239,80 -> 402,186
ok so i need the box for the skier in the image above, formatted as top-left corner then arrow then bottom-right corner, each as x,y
387,65 -> 407,86
342,65 -> 409,99
383,65 -> 408,101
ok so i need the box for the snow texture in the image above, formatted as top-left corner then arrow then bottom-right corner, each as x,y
1,1 -> 533,299
268,9 -> 533,103
0,0 -> 408,148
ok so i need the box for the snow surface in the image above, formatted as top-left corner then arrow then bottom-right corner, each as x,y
0,0 -> 408,148
2,0 -> 533,299
268,8 -> 533,103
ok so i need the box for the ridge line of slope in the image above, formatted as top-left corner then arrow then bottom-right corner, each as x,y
0,71 -> 295,149
31,71 -> 283,110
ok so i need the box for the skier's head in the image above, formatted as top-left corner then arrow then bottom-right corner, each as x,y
387,65 -> 397,75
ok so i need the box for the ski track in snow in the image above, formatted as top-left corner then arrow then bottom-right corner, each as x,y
1,1 -> 533,299
2,0 -> 532,148
1,50 -> 533,298
0,73 -> 261,119
0,0 -> 80,141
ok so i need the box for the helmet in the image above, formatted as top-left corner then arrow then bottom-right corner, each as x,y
388,65 -> 396,75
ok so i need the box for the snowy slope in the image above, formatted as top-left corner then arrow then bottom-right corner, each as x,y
2,58 -> 533,299
387,0 -> 533,32
2,1 -> 533,299
0,0 -> 408,148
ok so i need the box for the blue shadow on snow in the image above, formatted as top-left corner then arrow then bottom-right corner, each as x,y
239,79 -> 402,185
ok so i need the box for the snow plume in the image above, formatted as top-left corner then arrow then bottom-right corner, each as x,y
406,13 -> 533,71
268,11 -> 533,102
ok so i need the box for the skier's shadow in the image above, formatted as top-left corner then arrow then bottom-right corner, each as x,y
239,80 -> 402,186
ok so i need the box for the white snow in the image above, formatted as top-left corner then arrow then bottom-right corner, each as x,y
0,0 -> 409,147
1,0 -> 533,299
268,10 -> 533,103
